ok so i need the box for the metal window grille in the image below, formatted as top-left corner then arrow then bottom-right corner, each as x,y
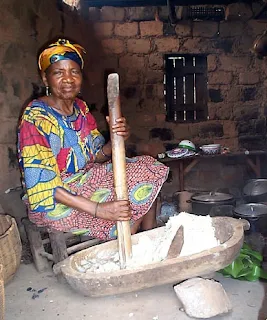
164,54 -> 208,122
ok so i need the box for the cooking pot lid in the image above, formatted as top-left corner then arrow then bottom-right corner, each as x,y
192,192 -> 234,202
234,203 -> 267,217
243,179 -> 267,196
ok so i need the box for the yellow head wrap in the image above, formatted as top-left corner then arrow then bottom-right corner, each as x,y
38,38 -> 86,72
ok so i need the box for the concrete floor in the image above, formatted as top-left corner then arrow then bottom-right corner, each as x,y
5,264 -> 267,320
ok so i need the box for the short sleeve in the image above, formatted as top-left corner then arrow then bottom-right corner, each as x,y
18,117 -> 71,213
90,127 -> 106,157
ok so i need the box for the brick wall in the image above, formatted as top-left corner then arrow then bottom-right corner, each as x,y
0,0 -> 104,192
0,1 -> 62,192
85,5 -> 267,193
1,2 -> 267,195
86,6 -> 267,160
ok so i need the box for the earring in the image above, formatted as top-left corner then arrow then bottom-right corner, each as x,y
46,86 -> 50,96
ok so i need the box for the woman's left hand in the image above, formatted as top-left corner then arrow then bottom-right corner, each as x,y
106,116 -> 130,141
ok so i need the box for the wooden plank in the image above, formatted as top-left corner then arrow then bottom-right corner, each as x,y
195,74 -> 206,106
184,56 -> 194,121
175,110 -> 184,121
195,109 -> 206,121
172,65 -> 206,76
165,58 -> 175,121
23,219 -> 50,272
173,58 -> 184,115
195,56 -> 208,120
49,231 -> 68,264
171,103 -> 206,110
186,110 -> 194,121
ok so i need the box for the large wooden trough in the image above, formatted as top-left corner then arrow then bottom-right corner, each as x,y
54,217 -> 246,297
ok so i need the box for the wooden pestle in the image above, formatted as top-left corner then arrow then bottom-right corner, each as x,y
107,73 -> 132,269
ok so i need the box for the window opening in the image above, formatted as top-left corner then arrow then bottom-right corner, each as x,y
165,54 -> 208,122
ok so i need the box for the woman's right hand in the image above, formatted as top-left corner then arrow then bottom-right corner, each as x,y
96,200 -> 131,221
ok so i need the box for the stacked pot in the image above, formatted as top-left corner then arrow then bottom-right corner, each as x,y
189,179 -> 267,237
235,179 -> 267,236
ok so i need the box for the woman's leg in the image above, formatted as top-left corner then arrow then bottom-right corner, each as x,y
140,201 -> 157,231
130,200 -> 157,234
131,218 -> 143,235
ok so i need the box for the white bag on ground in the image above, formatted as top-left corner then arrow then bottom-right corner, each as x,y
174,277 -> 232,319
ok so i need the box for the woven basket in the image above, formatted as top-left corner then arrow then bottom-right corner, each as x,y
0,265 -> 4,320
0,215 -> 22,283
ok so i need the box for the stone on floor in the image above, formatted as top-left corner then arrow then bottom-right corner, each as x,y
174,277 -> 232,319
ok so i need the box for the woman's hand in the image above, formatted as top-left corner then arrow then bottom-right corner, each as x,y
54,188 -> 131,221
96,200 -> 131,221
106,116 -> 130,141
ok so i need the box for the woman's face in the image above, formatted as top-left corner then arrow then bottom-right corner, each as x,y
42,59 -> 82,100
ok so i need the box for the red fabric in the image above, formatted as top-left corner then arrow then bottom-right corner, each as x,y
19,121 -> 50,149
28,156 -> 169,240
57,148 -> 71,172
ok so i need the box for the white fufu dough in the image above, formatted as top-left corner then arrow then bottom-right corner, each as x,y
75,212 -> 220,273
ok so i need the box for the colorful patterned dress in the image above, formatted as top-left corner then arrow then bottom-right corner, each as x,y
18,98 -> 169,240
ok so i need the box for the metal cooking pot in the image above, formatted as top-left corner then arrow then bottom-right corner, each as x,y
243,179 -> 267,203
234,203 -> 267,236
190,192 -> 236,216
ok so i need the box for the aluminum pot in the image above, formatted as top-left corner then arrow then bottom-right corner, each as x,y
243,179 -> 267,203
190,192 -> 236,216
234,203 -> 267,236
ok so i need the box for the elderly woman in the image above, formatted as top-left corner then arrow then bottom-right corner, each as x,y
18,38 -> 169,240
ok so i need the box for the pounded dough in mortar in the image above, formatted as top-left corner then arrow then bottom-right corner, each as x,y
75,212 -> 220,273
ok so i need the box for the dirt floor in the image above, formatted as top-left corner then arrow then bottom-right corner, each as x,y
5,263 -> 267,320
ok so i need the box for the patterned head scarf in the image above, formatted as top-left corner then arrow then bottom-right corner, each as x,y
38,38 -> 86,72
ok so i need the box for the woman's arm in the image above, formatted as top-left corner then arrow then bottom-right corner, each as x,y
18,115 -> 72,212
94,117 -> 130,163
95,141 -> 112,162
55,187 -> 131,221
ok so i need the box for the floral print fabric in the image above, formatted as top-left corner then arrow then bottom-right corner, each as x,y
18,99 -> 169,240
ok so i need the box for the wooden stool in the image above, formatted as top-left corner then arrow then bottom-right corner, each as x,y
22,218 -> 101,272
